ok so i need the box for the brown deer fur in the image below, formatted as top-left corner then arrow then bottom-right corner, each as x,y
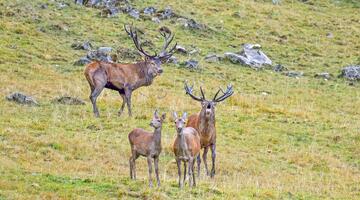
84,25 -> 176,117
172,112 -> 201,188
184,83 -> 233,178
128,110 -> 166,187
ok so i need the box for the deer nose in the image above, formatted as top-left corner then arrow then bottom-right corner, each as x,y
158,69 -> 163,73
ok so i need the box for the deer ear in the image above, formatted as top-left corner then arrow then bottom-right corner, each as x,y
161,113 -> 166,121
154,109 -> 159,118
182,112 -> 187,120
172,112 -> 178,120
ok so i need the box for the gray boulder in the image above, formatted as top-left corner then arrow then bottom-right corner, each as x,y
143,6 -> 156,15
284,71 -> 303,78
86,47 -> 113,62
167,56 -> 178,64
52,96 -> 85,105
272,64 -> 287,72
339,65 -> 360,81
224,44 -> 272,70
204,54 -> 222,63
6,92 -> 38,106
128,8 -> 140,19
315,72 -> 332,80
71,41 -> 92,51
182,59 -> 199,69
74,57 -> 92,66
158,6 -> 174,19
176,45 -> 187,54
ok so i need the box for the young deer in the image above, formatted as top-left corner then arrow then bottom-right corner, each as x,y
184,82 -> 233,178
128,110 -> 166,187
172,112 -> 201,188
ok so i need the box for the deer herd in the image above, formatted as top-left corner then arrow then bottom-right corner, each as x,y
84,25 -> 234,188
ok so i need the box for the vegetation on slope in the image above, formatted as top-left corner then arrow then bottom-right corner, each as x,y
0,0 -> 359,199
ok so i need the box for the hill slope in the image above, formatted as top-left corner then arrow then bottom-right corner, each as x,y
0,0 -> 359,199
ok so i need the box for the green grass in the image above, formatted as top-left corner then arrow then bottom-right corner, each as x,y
0,0 -> 359,199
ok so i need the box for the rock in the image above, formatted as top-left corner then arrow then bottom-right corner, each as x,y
105,7 -> 120,17
315,72 -> 332,80
82,47 -> 113,63
97,47 -> 112,54
204,54 -> 222,63
158,6 -> 174,19
128,8 -> 140,19
189,48 -> 200,55
175,45 -> 187,54
52,96 -> 85,105
284,71 -> 303,78
272,0 -> 281,5
177,18 -> 205,30
71,41 -> 93,51
6,92 -> 38,106
224,44 -> 272,70
74,57 -> 92,66
151,17 -> 161,23
40,4 -> 48,9
182,59 -> 199,69
143,6 -> 156,15
339,65 -> 360,81
57,2 -> 69,10
74,0 -> 84,5
326,32 -> 333,38
116,47 -> 141,60
272,64 -> 287,72
167,56 -> 178,64
186,19 -> 205,30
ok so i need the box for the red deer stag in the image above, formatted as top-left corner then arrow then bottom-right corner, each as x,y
84,25 -> 176,117
128,110 -> 166,187
172,112 -> 201,188
184,82 -> 233,178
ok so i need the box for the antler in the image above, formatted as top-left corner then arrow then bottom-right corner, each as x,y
213,85 -> 234,102
158,29 -> 177,60
124,24 -> 156,58
184,82 -> 204,102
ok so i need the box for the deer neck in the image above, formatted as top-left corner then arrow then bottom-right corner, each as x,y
138,61 -> 154,86
153,126 -> 162,146
199,111 -> 216,134
178,131 -> 188,151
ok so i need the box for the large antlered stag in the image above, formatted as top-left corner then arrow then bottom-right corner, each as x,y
184,82 -> 234,178
84,25 -> 177,117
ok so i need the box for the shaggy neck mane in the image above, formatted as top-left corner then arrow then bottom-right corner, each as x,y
199,109 -> 216,134
136,60 -> 154,86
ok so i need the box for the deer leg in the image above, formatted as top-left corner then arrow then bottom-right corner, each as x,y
129,151 -> 138,179
147,156 -> 153,187
154,156 -> 160,187
90,84 -> 105,118
183,162 -> 187,184
176,159 -> 183,188
188,158 -> 193,187
196,154 -> 201,178
124,88 -> 132,117
192,158 -> 196,186
118,91 -> 126,116
210,144 -> 216,178
202,146 -> 209,176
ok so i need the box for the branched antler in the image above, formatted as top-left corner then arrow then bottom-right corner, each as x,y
124,24 -> 156,58
213,85 -> 234,102
184,82 -> 204,102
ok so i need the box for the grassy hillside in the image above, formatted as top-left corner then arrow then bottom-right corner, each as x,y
0,0 -> 359,199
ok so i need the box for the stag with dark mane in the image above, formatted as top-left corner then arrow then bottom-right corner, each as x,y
84,25 -> 176,117
184,82 -> 234,178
